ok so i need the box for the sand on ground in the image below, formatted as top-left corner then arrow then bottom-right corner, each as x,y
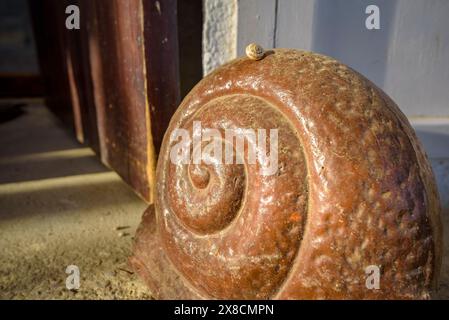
0,102 -> 151,299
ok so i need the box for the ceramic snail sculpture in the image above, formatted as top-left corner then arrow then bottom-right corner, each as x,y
130,44 -> 443,299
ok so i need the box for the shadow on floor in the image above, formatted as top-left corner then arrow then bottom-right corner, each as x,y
0,102 -> 108,184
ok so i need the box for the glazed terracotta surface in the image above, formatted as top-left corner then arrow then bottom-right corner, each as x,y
131,49 -> 443,299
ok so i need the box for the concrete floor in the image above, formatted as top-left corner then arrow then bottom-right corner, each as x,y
0,102 -> 151,299
0,102 -> 448,299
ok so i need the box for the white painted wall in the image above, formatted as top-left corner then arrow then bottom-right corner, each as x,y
202,0 -> 237,75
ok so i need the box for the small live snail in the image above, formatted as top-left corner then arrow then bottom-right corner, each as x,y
246,43 -> 265,60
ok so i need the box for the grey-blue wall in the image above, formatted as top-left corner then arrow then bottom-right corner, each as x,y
238,0 -> 449,117
236,0 -> 449,223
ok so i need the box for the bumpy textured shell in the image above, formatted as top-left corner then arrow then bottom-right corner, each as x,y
131,49 -> 443,299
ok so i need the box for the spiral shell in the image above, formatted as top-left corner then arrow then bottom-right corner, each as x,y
245,43 -> 265,60
149,49 -> 442,299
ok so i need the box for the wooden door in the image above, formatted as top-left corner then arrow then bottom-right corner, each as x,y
30,0 -> 198,202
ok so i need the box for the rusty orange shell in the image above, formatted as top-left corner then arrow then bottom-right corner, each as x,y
133,49 -> 443,300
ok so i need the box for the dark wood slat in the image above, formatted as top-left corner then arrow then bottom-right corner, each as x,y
65,0 -> 100,152
177,0 -> 203,98
84,0 -> 166,201
28,0 -> 75,130
142,0 -> 181,155
0,74 -> 43,98
28,0 -> 198,203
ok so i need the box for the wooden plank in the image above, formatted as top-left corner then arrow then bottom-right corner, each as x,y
65,33 -> 84,143
0,74 -> 43,98
177,0 -> 203,98
82,0 -> 152,201
29,0 -> 75,129
64,0 -> 100,151
142,0 -> 181,154
29,0 -> 185,202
